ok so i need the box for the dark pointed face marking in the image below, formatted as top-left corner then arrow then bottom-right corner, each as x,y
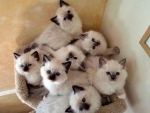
79,103 -> 90,111
106,71 -> 120,81
91,38 -> 100,50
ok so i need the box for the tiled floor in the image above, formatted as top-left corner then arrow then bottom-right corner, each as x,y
0,93 -> 33,113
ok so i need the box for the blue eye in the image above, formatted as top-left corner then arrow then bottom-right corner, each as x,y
66,58 -> 69,61
28,64 -> 32,66
21,65 -> 24,67
56,72 -> 60,76
93,46 -> 95,49
68,10 -> 70,13
64,17 -> 67,20
106,72 -> 111,75
47,70 -> 51,74
92,38 -> 95,42
116,72 -> 120,75
74,57 -> 77,60
82,98 -> 86,102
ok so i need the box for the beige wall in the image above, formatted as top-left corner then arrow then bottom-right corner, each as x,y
0,0 -> 107,92
101,0 -> 150,113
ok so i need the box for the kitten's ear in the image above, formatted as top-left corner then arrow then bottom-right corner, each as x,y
50,16 -> 59,25
99,58 -> 107,68
60,0 -> 69,7
62,61 -> 71,73
13,53 -> 20,60
119,58 -> 126,69
43,55 -> 50,64
79,33 -> 88,40
65,106 -> 74,113
31,51 -> 39,61
72,85 -> 84,94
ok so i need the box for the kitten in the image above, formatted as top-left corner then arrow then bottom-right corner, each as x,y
93,58 -> 128,99
41,55 -> 89,96
74,30 -> 120,56
14,48 -> 48,86
27,0 -> 82,51
65,85 -> 101,113
36,94 -> 70,113
40,44 -> 86,70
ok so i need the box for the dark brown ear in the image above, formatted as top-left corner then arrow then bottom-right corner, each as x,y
31,51 -> 39,61
99,58 -> 107,68
13,53 -> 20,59
62,61 -> 71,73
72,85 -> 84,94
43,54 -> 50,65
60,0 -> 69,7
119,58 -> 126,69
79,33 -> 88,40
50,16 -> 59,25
65,106 -> 74,113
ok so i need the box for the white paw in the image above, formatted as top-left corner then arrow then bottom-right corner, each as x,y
118,93 -> 126,99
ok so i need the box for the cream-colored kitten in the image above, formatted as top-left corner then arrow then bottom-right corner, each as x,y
41,55 -> 89,96
93,58 -> 128,99
74,30 -> 120,56
28,0 -> 82,51
65,85 -> 101,113
14,48 -> 48,86
40,45 -> 86,70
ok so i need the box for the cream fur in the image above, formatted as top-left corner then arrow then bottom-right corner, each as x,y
93,59 -> 128,99
70,85 -> 101,113
41,58 -> 89,96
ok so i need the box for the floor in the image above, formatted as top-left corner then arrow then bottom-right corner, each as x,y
0,93 -> 33,113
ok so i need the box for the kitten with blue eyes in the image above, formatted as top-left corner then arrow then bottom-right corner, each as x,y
40,44 -> 86,70
14,48 -> 49,86
93,58 -> 128,99
65,85 -> 101,113
41,55 -> 89,96
74,30 -> 120,56
27,0 -> 82,51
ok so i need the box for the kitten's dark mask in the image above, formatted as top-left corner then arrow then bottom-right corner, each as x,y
66,53 -> 77,61
92,38 -> 100,50
47,70 -> 60,81
63,10 -> 74,21
106,71 -> 120,81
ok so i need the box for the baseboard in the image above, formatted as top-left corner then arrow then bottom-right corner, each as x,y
0,89 -> 15,96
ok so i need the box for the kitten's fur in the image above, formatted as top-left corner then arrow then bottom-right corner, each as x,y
74,30 -> 120,56
41,55 -> 89,96
93,58 -> 128,99
32,0 -> 82,50
40,45 -> 86,70
14,48 -> 48,86
65,85 -> 101,113
36,94 -> 70,113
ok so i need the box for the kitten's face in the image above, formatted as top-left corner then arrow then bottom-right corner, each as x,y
98,58 -> 127,82
65,45 -> 86,70
65,85 -> 101,113
14,51 -> 40,76
41,55 -> 71,84
80,30 -> 107,55
51,1 -> 79,31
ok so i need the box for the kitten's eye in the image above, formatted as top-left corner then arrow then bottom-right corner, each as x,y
92,46 -> 95,49
74,57 -> 77,60
116,72 -> 120,75
106,72 -> 111,75
47,70 -> 51,74
64,17 -> 67,20
66,58 -> 69,61
20,65 -> 24,67
28,64 -> 32,66
92,38 -> 95,42
68,10 -> 70,13
56,72 -> 60,76
82,98 -> 86,102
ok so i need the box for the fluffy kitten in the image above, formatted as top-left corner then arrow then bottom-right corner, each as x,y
41,55 -> 89,96
40,44 -> 86,70
65,85 -> 101,113
93,58 -> 128,99
28,0 -> 82,51
36,94 -> 70,113
74,30 -> 120,56
14,48 -> 48,86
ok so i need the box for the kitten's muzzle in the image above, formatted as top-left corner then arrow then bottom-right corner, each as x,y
79,103 -> 90,111
67,13 -> 73,20
49,74 -> 56,81
23,66 -> 29,72
111,75 -> 116,80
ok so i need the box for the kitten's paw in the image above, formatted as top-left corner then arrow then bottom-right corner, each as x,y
118,93 -> 126,99
113,46 -> 120,55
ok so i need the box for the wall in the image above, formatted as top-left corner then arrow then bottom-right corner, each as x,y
101,0 -> 150,113
0,0 -> 107,92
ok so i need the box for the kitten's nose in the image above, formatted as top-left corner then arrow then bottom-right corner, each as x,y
80,103 -> 90,111
67,14 -> 73,20
23,66 -> 29,72
49,74 -> 55,80
111,75 -> 116,80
